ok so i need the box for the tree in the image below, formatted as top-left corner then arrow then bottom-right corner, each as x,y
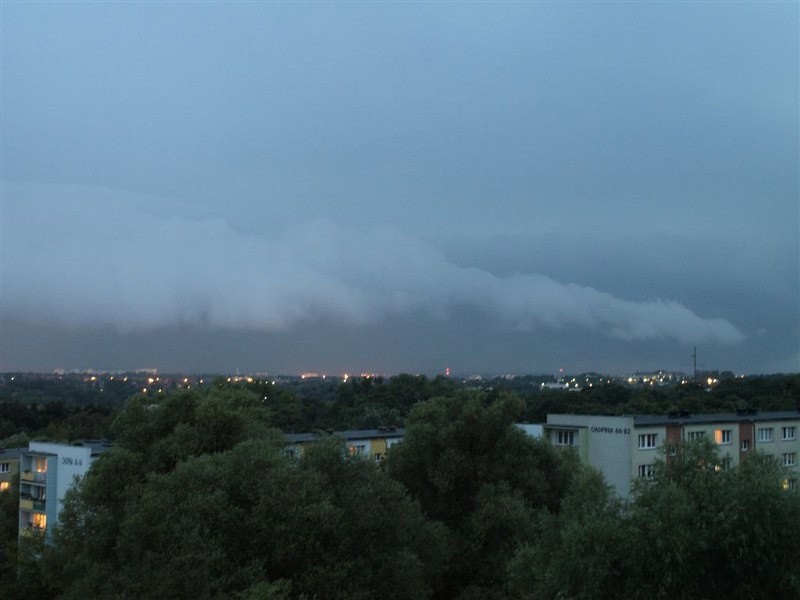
387,392 -> 576,597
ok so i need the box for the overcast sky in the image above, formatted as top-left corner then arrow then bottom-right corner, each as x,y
1,2 -> 798,376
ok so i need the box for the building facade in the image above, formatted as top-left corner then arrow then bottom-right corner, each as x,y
0,447 -> 24,493
540,411 -> 800,497
18,440 -> 112,541
285,427 -> 405,463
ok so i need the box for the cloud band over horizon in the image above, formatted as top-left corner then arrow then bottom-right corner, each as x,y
1,184 -> 744,346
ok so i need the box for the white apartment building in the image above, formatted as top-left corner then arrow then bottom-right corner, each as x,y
19,440 -> 111,541
538,411 -> 800,498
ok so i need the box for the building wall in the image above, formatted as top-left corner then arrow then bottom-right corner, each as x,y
547,415 -> 635,497
0,448 -> 22,492
540,412 -> 800,498
753,420 -> 800,485
20,443 -> 93,541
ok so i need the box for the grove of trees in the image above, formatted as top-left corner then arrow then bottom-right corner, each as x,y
0,375 -> 797,598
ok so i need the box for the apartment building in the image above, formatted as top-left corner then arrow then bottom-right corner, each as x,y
0,447 -> 25,493
18,440 -> 112,541
540,411 -> 800,498
285,427 -> 405,463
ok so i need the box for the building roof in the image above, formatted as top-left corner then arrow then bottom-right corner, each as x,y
0,447 -> 26,461
285,427 -> 405,444
633,410 -> 800,427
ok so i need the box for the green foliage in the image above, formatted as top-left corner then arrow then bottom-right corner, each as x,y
388,392 -> 576,597
508,468 -> 628,599
510,440 -> 800,600
45,438 -> 445,599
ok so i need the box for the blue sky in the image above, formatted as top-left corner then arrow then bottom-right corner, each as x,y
1,2 -> 797,375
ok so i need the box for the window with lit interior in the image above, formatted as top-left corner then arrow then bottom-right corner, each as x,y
714,429 -> 732,445
348,444 -> 366,457
31,513 -> 46,530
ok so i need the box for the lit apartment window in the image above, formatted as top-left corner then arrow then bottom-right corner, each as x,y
757,428 -> 774,443
348,444 -> 366,457
638,433 -> 658,449
783,478 -> 797,491
782,426 -> 797,441
638,464 -> 655,479
714,429 -> 732,445
687,431 -> 705,442
33,457 -> 47,473
0,481 -> 9,492
555,430 -> 576,446
31,513 -> 46,530
741,440 -> 750,452
782,453 -> 797,467
0,463 -> 9,473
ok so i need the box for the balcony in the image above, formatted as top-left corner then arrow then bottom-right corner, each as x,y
21,470 -> 46,483
19,526 -> 46,539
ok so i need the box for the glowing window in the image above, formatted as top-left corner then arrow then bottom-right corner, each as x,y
348,444 -> 366,456
32,513 -> 46,530
0,481 -> 9,492
715,429 -> 731,445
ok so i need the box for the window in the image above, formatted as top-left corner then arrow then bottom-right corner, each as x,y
687,431 -> 705,442
0,463 -> 8,473
0,481 -> 9,492
374,453 -> 384,462
741,440 -> 750,452
638,433 -> 658,449
717,457 -> 733,472
33,458 -> 47,473
757,428 -> 774,443
783,478 -> 797,491
714,429 -> 732,445
782,426 -> 797,441
348,444 -> 366,457
555,430 -> 575,446
782,453 -> 797,467
638,464 -> 655,479
31,513 -> 46,530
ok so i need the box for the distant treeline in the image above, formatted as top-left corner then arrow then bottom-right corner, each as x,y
1,373 -> 798,448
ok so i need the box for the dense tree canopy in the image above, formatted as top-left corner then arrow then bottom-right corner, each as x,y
0,376 -> 798,599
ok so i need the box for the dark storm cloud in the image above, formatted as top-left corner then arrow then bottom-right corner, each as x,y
0,3 -> 796,374
2,184 -> 743,346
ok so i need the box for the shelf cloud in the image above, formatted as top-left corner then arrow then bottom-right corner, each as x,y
2,184 -> 743,345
